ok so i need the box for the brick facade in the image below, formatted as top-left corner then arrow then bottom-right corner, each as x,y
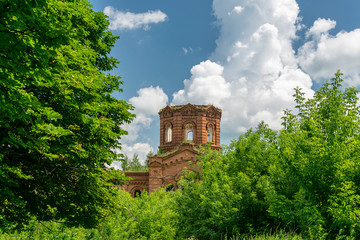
122,104 -> 221,197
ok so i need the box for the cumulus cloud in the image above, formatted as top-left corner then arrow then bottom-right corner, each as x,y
306,18 -> 336,38
116,86 -> 168,165
172,60 -> 231,107
121,86 -> 167,142
129,86 -> 168,116
104,6 -> 167,31
298,19 -> 360,85
116,0 -> 360,152
172,0 -> 314,140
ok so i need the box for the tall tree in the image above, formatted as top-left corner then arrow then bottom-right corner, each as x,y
122,153 -> 148,171
176,71 -> 360,239
177,123 -> 278,239
266,71 -> 360,238
0,0 -> 133,230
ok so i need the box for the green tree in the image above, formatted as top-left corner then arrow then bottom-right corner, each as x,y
176,123 -> 279,239
0,189 -> 181,240
113,189 -> 179,240
121,155 -> 130,171
124,153 -> 148,171
145,150 -> 153,165
265,71 -> 360,238
0,0 -> 133,230
129,153 -> 142,170
129,153 -> 146,171
176,71 -> 360,239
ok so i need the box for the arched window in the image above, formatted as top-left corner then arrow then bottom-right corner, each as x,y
165,124 -> 172,142
187,131 -> 193,140
207,124 -> 214,142
185,124 -> 194,141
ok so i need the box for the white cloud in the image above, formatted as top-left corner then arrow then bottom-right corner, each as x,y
115,86 -> 168,166
233,6 -> 244,14
114,0 -> 360,152
172,0 -> 315,140
111,143 -> 153,169
172,60 -> 231,107
235,41 -> 248,48
122,143 -> 153,161
113,139 -> 152,168
129,86 -> 168,116
122,86 -> 167,143
306,18 -> 336,38
299,23 -> 360,85
104,6 -> 167,31
228,6 -> 244,15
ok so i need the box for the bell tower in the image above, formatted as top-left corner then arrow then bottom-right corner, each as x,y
158,104 -> 221,152
147,104 -> 221,192
122,104 -> 222,196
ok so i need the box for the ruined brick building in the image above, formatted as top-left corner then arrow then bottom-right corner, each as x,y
121,104 -> 222,197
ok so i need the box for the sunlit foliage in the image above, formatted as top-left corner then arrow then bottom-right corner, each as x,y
0,0 -> 133,230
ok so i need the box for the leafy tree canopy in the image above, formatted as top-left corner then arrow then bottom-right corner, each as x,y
1,70 -> 359,239
266,71 -> 360,238
0,0 -> 133,230
177,123 -> 279,239
177,71 -> 360,239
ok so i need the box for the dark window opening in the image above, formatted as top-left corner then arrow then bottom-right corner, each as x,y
166,184 -> 174,192
134,189 -> 142,197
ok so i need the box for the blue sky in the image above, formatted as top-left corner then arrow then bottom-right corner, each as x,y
89,0 -> 360,166
90,0 -> 218,99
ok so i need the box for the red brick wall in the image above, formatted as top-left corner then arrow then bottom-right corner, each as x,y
123,104 -> 222,196
119,172 -> 149,197
159,104 -> 221,152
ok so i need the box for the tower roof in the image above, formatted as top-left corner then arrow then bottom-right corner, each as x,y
159,103 -> 222,115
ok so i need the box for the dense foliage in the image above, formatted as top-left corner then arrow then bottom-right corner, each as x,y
0,190 -> 303,240
176,123 -> 278,239
265,71 -> 360,238
0,0 -> 133,230
1,0 -> 358,237
175,71 -> 360,239
0,189 -> 181,240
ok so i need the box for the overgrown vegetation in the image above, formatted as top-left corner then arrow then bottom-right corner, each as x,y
1,0 -> 359,239
174,71 -> 360,239
0,0 -> 133,230
3,71 -> 360,239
